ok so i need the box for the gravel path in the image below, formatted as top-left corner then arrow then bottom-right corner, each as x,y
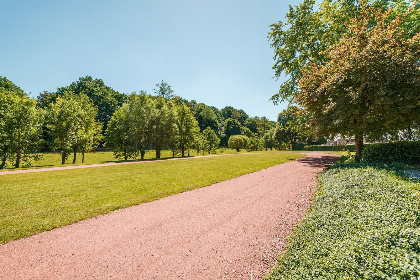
0,153 -> 339,279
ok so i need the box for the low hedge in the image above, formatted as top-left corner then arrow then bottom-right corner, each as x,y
267,165 -> 420,279
362,141 -> 420,164
303,144 -> 356,152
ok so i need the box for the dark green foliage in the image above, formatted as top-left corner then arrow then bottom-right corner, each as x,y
303,144 -> 356,151
267,165 -> 420,279
196,104 -> 220,133
57,76 -> 126,129
362,141 -> 420,164
291,143 -> 305,150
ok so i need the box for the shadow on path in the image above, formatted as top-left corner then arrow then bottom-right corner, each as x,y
298,155 -> 340,169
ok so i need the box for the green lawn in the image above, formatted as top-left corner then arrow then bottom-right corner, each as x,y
0,151 -> 305,244
0,148 -> 241,171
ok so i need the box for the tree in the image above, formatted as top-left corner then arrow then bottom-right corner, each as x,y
263,128 -> 276,151
153,80 -> 174,99
0,87 -> 43,168
57,76 -> 126,130
228,135 -> 249,152
276,106 -> 310,148
221,106 -> 248,124
196,103 -> 220,133
223,118 -> 242,139
149,97 -> 178,159
128,92 -> 152,160
0,76 -> 25,96
105,104 -> 138,161
248,136 -> 264,152
48,92 -> 101,164
297,5 -> 420,161
269,0 -> 419,103
77,102 -> 103,163
244,118 -> 258,134
175,103 -> 200,157
202,127 -> 220,154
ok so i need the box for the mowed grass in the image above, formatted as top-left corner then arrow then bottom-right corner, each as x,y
0,149 -> 240,170
0,151 -> 305,244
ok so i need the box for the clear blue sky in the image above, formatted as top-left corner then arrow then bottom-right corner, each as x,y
0,0 -> 292,121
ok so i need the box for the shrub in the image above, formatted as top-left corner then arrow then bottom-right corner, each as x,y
228,135 -> 249,152
267,165 -> 420,279
291,143 -> 305,150
362,141 -> 420,164
303,144 -> 356,151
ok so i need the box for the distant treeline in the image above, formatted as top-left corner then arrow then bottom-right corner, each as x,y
0,76 -> 323,168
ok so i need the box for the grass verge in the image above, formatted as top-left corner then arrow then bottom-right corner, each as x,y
0,148 -> 240,171
266,163 -> 420,279
0,151 -> 304,244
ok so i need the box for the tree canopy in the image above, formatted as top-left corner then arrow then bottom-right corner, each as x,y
297,4 -> 420,160
269,0 -> 419,103
56,76 -> 126,129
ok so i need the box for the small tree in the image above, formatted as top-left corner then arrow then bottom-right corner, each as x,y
298,5 -> 420,161
228,135 -> 249,152
149,97 -> 177,159
105,104 -> 138,161
202,127 -> 220,154
0,87 -> 43,168
175,103 -> 200,157
128,92 -> 152,159
48,92 -> 101,164
153,80 -> 174,99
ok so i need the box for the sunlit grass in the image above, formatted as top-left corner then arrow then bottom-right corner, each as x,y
0,148 -> 241,170
0,151 -> 305,244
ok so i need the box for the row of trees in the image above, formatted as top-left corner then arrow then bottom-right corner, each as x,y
0,81 -> 103,167
2,76 -> 317,168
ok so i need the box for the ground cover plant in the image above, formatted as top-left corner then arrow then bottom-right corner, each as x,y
0,151 -> 304,244
267,164 -> 420,279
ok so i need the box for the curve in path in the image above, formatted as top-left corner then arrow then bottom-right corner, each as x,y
0,153 -> 339,280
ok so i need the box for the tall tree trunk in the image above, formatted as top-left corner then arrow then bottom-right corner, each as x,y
72,148 -> 77,164
181,146 -> 185,157
15,148 -> 21,168
355,133 -> 364,163
140,150 -> 145,160
82,152 -> 85,163
61,151 -> 66,164
124,148 -> 127,161
156,149 -> 161,159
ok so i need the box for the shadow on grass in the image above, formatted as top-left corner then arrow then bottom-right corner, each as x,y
103,156 -> 193,163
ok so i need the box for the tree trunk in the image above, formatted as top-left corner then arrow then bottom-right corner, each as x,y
140,150 -> 145,160
82,152 -> 85,163
236,148 -> 240,152
172,151 -> 175,158
181,146 -> 185,157
15,148 -> 21,168
156,149 -> 161,159
355,133 -> 364,163
72,149 -> 77,164
61,151 -> 66,164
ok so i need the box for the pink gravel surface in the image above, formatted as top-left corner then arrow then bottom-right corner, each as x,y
0,153 -> 339,280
